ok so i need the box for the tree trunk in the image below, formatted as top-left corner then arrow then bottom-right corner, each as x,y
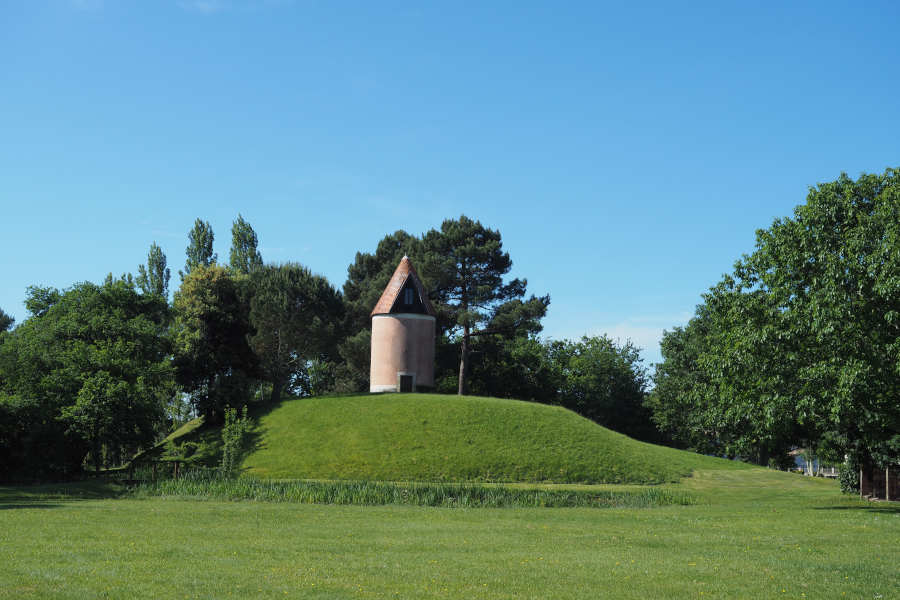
457,325 -> 469,396
94,438 -> 102,474
270,379 -> 283,405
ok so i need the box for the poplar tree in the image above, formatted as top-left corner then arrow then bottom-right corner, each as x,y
229,214 -> 263,275
180,218 -> 217,280
136,242 -> 171,298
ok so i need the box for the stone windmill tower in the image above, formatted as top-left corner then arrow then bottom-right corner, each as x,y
369,256 -> 436,393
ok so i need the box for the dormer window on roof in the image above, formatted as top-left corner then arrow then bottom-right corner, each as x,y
370,256 -> 436,317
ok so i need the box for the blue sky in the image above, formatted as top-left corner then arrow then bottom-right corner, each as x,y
2,1 -> 898,366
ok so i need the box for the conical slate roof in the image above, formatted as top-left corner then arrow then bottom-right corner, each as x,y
371,256 -> 436,317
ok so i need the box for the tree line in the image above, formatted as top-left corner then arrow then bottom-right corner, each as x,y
648,169 -> 900,477
0,215 -> 652,481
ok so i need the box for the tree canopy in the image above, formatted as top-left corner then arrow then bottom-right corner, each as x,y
229,214 -> 263,275
0,308 -> 13,332
248,263 -> 343,403
422,216 -> 549,394
136,242 -> 171,298
649,169 -> 900,468
172,264 -> 257,423
0,279 -> 173,477
180,218 -> 217,280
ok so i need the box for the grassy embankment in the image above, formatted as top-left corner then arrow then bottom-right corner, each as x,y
238,393 -> 742,483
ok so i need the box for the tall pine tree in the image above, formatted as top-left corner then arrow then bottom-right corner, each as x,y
422,216 -> 549,395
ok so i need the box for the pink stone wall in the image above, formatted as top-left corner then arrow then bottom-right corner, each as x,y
370,314 -> 435,392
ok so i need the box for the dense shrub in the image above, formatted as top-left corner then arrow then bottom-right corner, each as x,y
838,455 -> 859,494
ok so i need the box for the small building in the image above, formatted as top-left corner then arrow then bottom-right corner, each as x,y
369,256 -> 436,393
860,464 -> 899,501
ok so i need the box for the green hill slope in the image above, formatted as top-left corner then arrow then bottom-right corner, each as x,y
241,394 -> 744,484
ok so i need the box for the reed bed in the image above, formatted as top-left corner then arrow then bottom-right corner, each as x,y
130,470 -> 695,508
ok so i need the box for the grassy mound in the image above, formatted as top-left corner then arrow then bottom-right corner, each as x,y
240,394 -> 743,484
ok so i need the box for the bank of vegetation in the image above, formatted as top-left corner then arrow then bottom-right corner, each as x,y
1,169 -> 898,485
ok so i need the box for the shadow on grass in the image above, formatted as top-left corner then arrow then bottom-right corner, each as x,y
0,481 -> 124,508
0,502 -> 65,510
813,503 -> 900,514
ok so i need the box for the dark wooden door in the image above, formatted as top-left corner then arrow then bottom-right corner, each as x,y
399,375 -> 413,392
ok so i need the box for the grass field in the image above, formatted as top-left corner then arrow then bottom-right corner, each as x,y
238,394 -> 742,483
2,468 -> 897,599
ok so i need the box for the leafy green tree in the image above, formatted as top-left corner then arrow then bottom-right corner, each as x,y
0,279 -> 173,477
650,168 -> 900,468
229,214 -> 263,275
422,216 -> 549,395
173,265 -> 257,423
248,263 -> 343,403
0,308 -> 13,332
24,286 -> 61,318
549,335 -> 655,441
646,308 -> 721,454
136,241 -> 171,298
180,218 -> 217,280
462,335 -> 560,403
220,405 -> 250,476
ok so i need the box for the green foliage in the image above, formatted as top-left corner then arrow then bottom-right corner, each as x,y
458,335 -> 658,441
0,279 -> 173,479
134,471 -> 694,508
646,308 -> 719,454
220,405 -> 250,476
838,454 -> 860,494
136,241 -> 171,298
229,214 -> 263,275
247,263 -> 343,402
241,393 -> 742,484
422,215 -> 550,394
23,285 -> 60,317
461,335 -> 560,402
551,335 -> 657,441
650,168 -> 900,467
172,265 -> 257,423
0,308 -> 13,332
180,218 -> 217,280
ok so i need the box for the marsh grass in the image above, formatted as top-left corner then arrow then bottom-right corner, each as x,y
131,470 -> 694,508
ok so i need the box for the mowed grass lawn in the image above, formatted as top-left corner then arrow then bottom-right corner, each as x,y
2,468 -> 898,599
